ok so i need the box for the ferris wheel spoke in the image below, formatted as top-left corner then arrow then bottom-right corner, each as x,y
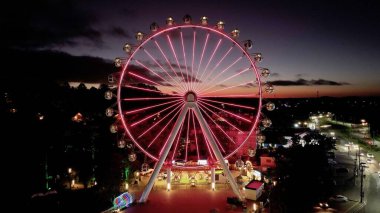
170,115 -> 186,160
198,106 -> 236,145
143,48 -> 186,93
166,35 -> 187,91
193,33 -> 210,93
198,55 -> 243,93
192,108 -> 215,160
197,38 -> 222,87
185,109 -> 191,161
197,45 -> 234,92
208,124 -> 226,153
191,30 -> 196,91
190,110 -> 200,161
198,102 -> 243,133
128,71 -> 165,87
130,101 -> 183,127
180,31 -> 190,90
147,107 -> 183,148
123,97 -> 181,101
199,80 -> 254,96
125,99 -> 182,115
201,66 -> 251,93
158,106 -> 187,156
198,97 -> 256,110
199,100 -> 252,123
154,40 -> 183,83
137,102 -> 184,138
134,59 -> 178,90
124,84 -> 178,96
201,95 -> 258,98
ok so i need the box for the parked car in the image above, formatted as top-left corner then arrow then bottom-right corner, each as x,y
367,153 -> 374,158
367,158 -> 374,164
328,159 -> 337,165
329,195 -> 348,202
319,201 -> 329,209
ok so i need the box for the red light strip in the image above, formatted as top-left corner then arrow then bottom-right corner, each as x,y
197,46 -> 234,92
130,101 -> 183,127
199,100 -> 252,123
180,31 -> 190,89
192,108 -> 215,160
125,99 -> 181,115
199,56 -> 243,93
197,38 -> 222,87
147,107 -> 183,148
128,71 -> 162,86
193,33 -> 210,93
203,67 -> 251,93
191,30 -> 196,91
171,115 -> 185,160
167,34 -> 187,91
198,97 -> 256,110
125,85 -> 173,95
199,80 -> 254,96
134,59 -> 177,89
198,102 -> 243,133
123,97 -> 180,101
143,48 -> 186,93
191,110 -> 200,160
185,110 -> 190,161
137,102 -> 184,138
198,106 -> 236,144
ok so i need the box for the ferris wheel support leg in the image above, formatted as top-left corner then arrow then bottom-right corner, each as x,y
192,104 -> 244,201
139,106 -> 188,203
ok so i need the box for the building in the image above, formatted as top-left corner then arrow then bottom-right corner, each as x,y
244,180 -> 264,200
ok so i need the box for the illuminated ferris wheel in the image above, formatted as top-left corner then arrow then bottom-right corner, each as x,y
108,15 -> 274,202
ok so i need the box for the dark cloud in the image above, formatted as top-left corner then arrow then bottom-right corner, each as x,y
109,27 -> 130,38
181,74 -> 201,83
1,1 -> 102,49
216,84 -> 227,88
138,60 -> 198,83
270,73 -> 280,77
295,73 -> 307,78
269,78 -> 350,86
1,49 -> 114,88
126,64 -> 174,87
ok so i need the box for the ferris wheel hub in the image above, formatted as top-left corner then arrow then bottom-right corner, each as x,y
184,91 -> 197,102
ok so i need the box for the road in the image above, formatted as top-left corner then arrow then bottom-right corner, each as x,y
329,134 -> 380,213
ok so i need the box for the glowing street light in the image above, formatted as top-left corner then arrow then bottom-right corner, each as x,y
125,182 -> 129,191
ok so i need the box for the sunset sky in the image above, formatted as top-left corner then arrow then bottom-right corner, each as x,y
2,0 -> 380,97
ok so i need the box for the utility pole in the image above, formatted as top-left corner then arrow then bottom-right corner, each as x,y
359,162 -> 367,203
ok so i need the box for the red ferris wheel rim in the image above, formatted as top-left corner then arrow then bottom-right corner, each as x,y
117,23 -> 263,164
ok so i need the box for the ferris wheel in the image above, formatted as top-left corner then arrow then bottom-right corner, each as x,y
109,15 -> 274,202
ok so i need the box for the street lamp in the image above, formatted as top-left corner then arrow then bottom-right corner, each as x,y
253,203 -> 257,212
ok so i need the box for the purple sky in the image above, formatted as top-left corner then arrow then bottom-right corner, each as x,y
2,0 -> 380,97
